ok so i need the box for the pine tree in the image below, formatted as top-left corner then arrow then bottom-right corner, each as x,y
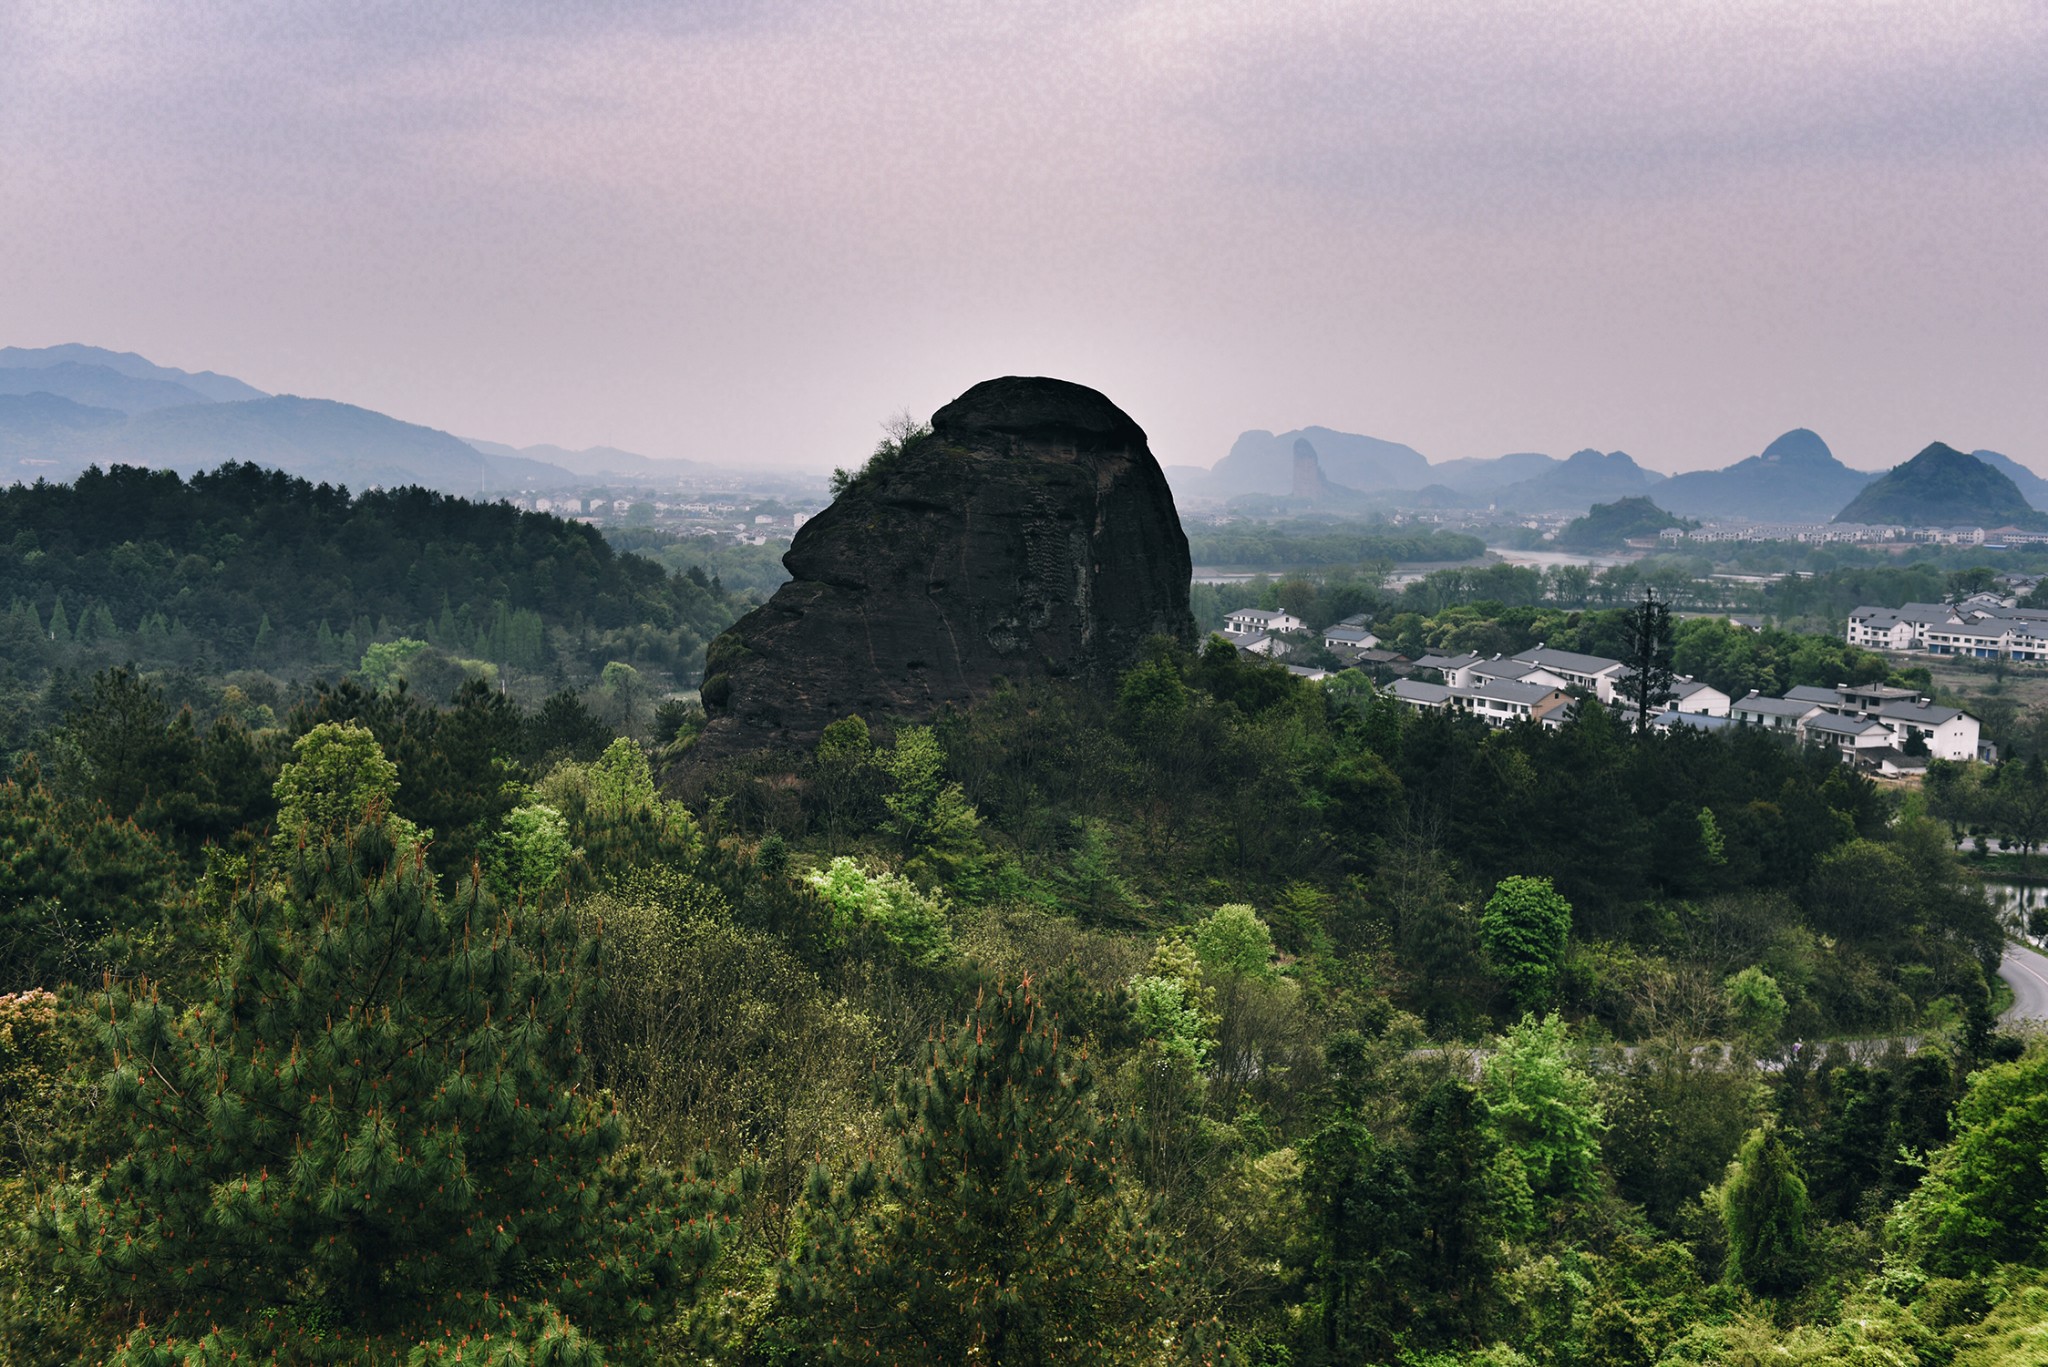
1407,1079 -> 1505,1344
32,808 -> 740,1363
1618,588 -> 1676,732
1303,1034 -> 1416,1360
1719,1122 -> 1811,1295
0,758 -> 176,989
782,977 -> 1203,1364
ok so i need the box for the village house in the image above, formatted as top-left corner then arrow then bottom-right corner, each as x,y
1323,623 -> 1380,651
1385,676 -> 1572,730
1224,608 -> 1306,637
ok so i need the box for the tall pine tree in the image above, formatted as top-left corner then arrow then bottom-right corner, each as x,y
782,976 -> 1207,1364
33,804 -> 739,1363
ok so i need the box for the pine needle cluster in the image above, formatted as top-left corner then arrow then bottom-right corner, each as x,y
782,975 -> 1218,1365
33,817 -> 740,1364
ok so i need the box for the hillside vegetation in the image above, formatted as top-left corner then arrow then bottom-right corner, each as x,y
1835,442 -> 2048,529
0,477 -> 2044,1364
0,462 -> 749,747
1556,496 -> 1694,550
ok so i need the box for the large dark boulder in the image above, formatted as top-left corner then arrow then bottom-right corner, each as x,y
686,376 -> 1194,767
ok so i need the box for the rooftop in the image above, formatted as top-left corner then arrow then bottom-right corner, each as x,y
1735,695 -> 1822,718
1875,699 -> 1965,725
1513,644 -> 1624,676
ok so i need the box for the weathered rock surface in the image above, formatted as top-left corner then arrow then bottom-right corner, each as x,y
685,376 -> 1194,767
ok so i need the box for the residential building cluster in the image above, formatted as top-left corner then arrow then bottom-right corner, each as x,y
1663,523 -> 2048,548
1383,642 -> 1982,774
1385,644 -> 1718,732
1846,594 -> 2048,661
1214,608 -> 1986,775
1709,682 -> 1985,770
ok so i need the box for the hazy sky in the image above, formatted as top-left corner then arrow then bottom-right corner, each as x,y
6,0 -> 2045,475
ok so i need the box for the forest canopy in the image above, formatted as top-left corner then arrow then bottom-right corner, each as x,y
0,462 -> 750,747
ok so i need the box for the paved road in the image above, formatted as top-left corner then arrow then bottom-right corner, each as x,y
2000,938 -> 2048,1026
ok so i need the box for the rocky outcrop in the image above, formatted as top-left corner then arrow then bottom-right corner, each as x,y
684,377 -> 1195,768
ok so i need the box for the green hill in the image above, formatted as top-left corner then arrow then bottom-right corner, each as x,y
1834,442 -> 2048,529
0,462 -> 748,732
1555,495 -> 1694,549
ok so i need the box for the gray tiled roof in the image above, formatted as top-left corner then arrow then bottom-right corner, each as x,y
1735,696 -> 1821,719
1875,699 -> 1965,726
1803,712 -> 1887,737
1513,645 -> 1624,676
1388,678 -> 1453,705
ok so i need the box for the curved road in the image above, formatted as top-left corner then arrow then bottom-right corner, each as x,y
1999,939 -> 2048,1026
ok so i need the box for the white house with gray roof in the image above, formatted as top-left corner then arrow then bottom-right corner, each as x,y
1509,645 -> 1630,703
1732,693 -> 1822,731
1412,652 -> 1484,687
1225,608 -> 1305,637
1873,699 -> 1979,761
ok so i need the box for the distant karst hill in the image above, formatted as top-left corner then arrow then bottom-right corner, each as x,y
1172,426 -> 1431,498
685,376 -> 1195,770
1655,428 -> 1877,521
1493,448 -> 1663,511
1834,442 -> 2048,529
1555,496 -> 1695,550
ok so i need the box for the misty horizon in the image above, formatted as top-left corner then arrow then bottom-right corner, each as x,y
8,3 -> 2044,478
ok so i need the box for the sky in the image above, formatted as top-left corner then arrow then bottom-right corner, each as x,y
5,0 -> 2045,476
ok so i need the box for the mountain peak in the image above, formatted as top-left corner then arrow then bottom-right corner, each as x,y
1757,428 -> 1835,464
1833,442 -> 2048,529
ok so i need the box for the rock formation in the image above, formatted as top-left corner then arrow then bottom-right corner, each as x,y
685,376 -> 1195,767
1291,438 -> 1337,501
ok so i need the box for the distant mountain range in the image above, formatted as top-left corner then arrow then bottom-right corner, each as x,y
1835,443 -> 2048,531
1652,429 -> 1874,522
1181,427 -> 1432,497
0,344 -> 724,495
1170,422 -> 2048,523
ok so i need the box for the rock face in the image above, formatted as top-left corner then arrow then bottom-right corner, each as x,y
687,377 -> 1195,766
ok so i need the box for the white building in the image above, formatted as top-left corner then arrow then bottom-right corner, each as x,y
1412,651 -> 1484,687
1225,608 -> 1306,636
1668,678 -> 1732,717
1873,699 -> 1980,762
1324,624 -> 1380,651
1510,645 -> 1630,703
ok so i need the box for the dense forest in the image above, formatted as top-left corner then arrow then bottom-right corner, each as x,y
0,462 -> 750,750
0,475 -> 2045,1364
2,633 -> 2044,1362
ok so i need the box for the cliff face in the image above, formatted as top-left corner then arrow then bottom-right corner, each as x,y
687,377 -> 1195,766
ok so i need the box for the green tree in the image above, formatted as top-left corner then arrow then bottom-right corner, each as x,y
1407,1078 -> 1505,1344
878,726 -> 987,890
1303,1033 -> 1417,1359
1125,936 -> 1217,1068
804,855 -> 951,968
0,760 -> 176,990
1480,875 -> 1573,1012
1717,1123 -> 1811,1295
783,977 -> 1181,1363
356,636 -> 430,691
1481,1012 -> 1606,1213
810,715 -> 878,839
483,801 -> 576,903
272,721 -> 419,850
536,738 -> 703,885
1891,1043 -> 2048,1276
31,813 -> 739,1363
1192,902 -> 1277,980
1723,966 -> 1789,1049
